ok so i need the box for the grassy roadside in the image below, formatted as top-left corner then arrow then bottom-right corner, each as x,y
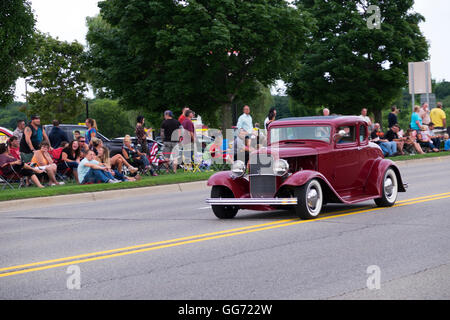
0,171 -> 215,202
389,151 -> 450,161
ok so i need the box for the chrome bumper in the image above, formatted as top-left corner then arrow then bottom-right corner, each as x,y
206,198 -> 298,206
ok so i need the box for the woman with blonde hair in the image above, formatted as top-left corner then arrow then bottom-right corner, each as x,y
91,138 -> 138,174
96,146 -> 139,182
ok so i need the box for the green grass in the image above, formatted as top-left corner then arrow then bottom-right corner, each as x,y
0,171 -> 216,202
391,151 -> 450,162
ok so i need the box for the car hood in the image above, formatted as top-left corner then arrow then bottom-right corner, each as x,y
256,146 -> 318,159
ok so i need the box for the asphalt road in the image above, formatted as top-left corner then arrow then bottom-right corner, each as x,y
0,158 -> 449,300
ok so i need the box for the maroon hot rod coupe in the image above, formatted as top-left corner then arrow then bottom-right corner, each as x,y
206,116 -> 407,219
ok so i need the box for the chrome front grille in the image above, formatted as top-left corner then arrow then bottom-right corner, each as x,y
250,175 -> 277,198
249,153 -> 276,198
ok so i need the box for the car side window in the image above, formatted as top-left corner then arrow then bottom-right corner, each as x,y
359,125 -> 368,143
337,126 -> 356,144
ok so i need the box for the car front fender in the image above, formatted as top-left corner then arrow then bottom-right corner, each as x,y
279,170 -> 344,203
207,171 -> 249,199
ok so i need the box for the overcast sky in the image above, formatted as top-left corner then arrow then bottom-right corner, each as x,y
14,0 -> 450,101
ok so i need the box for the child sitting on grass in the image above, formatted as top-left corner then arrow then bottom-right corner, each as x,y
444,134 -> 450,151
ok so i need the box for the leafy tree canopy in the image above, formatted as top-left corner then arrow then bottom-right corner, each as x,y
0,0 -> 35,107
287,0 -> 429,123
86,0 -> 314,130
22,32 -> 88,123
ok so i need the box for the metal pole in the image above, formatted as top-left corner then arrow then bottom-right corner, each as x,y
410,63 -> 415,114
86,101 -> 89,119
425,62 -> 430,105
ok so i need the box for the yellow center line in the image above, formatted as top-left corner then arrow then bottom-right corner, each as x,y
1,192 -> 449,278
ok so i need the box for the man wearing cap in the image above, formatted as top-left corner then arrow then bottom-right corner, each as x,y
19,115 -> 51,163
161,110 -> 181,172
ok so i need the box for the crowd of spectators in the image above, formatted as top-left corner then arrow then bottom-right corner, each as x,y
2,102 -> 449,190
366,102 -> 449,157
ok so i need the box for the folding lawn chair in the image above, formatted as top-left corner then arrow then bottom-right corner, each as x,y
0,165 -> 26,190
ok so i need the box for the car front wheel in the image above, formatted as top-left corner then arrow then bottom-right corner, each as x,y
210,186 -> 239,219
374,168 -> 398,207
294,179 -> 323,220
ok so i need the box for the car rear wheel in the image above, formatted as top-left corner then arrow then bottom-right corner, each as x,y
294,179 -> 323,220
374,168 -> 398,207
211,186 -> 239,219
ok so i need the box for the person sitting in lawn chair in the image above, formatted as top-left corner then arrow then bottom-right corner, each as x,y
30,141 -> 64,186
0,143 -> 45,188
122,135 -> 154,175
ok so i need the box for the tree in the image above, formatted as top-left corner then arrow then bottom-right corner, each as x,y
286,0 -> 429,124
0,0 -> 35,107
86,0 -> 314,130
0,102 -> 27,129
435,81 -> 450,101
23,33 -> 88,123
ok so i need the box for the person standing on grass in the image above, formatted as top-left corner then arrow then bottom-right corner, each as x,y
419,103 -> 431,126
13,119 -> 26,142
430,102 -> 447,130
236,105 -> 253,137
85,118 -> 98,147
135,115 -> 149,155
161,110 -> 181,173
388,106 -> 400,129
49,120 -> 69,149
410,106 -> 422,131
20,115 -> 51,163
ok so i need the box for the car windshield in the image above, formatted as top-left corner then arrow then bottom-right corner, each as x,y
270,126 -> 331,144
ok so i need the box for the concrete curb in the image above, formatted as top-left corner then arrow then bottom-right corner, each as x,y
0,180 -> 210,213
394,155 -> 450,167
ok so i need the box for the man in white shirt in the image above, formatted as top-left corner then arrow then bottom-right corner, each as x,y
236,105 -> 253,136
360,108 -> 373,131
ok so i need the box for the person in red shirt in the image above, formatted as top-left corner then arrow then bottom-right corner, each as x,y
181,110 -> 197,164
178,107 -> 189,124
7,136 -> 20,160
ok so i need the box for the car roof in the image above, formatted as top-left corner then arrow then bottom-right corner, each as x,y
271,116 -> 365,127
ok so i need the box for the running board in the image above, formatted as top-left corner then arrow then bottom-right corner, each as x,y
206,198 -> 297,206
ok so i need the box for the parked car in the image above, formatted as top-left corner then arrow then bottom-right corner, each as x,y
43,124 -> 124,156
0,127 -> 13,144
206,116 -> 407,220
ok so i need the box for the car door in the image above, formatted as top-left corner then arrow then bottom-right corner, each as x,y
356,123 -> 374,190
332,125 -> 361,192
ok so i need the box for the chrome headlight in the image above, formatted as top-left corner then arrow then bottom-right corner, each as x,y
230,160 -> 246,178
273,159 -> 289,177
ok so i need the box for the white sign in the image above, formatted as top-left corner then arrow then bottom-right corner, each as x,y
409,62 -> 432,94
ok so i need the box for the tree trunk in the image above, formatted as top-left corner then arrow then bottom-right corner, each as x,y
373,108 -> 383,130
221,103 -> 233,132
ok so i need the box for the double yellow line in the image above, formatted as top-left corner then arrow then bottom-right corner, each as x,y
1,191 -> 450,279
